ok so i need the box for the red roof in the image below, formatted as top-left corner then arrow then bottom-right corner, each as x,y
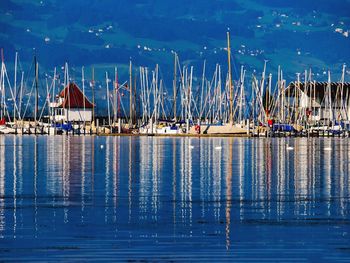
59,82 -> 93,108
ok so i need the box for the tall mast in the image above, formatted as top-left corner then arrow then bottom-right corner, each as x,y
34,55 -> 39,125
114,67 -> 117,124
106,72 -> 111,127
328,71 -> 332,123
341,64 -> 346,120
260,61 -> 267,124
19,71 -> 24,120
129,60 -> 133,126
134,72 -> 137,123
188,66 -> 193,122
227,31 -> 234,124
239,66 -> 244,123
91,66 -> 95,124
52,67 -> 56,122
116,68 -> 120,120
200,59 -> 206,121
65,62 -> 70,122
173,52 -> 177,121
14,52 -> 17,121
82,66 -> 86,124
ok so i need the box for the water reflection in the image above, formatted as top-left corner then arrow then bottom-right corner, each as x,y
0,136 -> 349,260
0,136 -> 5,238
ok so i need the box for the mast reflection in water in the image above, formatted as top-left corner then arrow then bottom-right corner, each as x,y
0,136 -> 349,261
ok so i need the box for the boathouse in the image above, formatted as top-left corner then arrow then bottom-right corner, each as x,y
286,82 -> 350,121
49,82 -> 94,122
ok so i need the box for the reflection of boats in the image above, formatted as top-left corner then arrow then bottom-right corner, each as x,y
139,120 -> 186,135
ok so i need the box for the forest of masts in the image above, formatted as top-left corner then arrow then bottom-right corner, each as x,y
0,33 -> 348,132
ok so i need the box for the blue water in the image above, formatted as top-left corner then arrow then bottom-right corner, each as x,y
0,136 -> 349,262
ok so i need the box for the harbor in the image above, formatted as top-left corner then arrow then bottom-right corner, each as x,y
0,33 -> 349,138
1,0 -> 350,261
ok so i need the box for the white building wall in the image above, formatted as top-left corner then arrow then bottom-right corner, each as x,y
52,108 -> 92,122
66,109 -> 92,122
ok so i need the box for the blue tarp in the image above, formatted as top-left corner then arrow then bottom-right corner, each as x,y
272,124 -> 295,132
52,122 -> 73,132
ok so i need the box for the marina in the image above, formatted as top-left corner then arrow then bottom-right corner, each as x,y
0,33 -> 349,137
1,0 -> 349,262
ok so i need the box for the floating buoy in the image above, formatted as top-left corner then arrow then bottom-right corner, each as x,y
100,145 -> 104,149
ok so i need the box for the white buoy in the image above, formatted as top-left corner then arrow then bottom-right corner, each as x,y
100,145 -> 104,149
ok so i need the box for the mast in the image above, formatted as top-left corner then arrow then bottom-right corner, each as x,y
239,66 -> 244,124
106,72 -> 111,127
173,52 -> 177,121
14,52 -> 17,121
281,70 -> 285,123
328,71 -> 333,125
19,71 -> 24,120
52,67 -> 56,122
116,68 -> 120,120
308,69 -> 312,125
341,64 -> 346,120
267,73 -> 272,114
188,66 -> 193,122
114,67 -> 117,124
155,64 -> 159,123
313,80 -> 316,123
227,31 -> 233,124
91,66 -> 95,125
34,55 -> 39,125
129,60 -> 133,126
82,66 -> 86,124
200,59 -> 206,121
134,72 -> 137,123
65,63 -> 70,122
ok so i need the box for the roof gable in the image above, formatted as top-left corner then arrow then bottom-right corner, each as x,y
59,82 -> 93,109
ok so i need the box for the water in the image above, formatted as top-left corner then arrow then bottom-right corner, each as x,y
0,136 -> 349,262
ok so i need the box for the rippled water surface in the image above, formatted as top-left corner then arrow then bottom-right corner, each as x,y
0,136 -> 349,262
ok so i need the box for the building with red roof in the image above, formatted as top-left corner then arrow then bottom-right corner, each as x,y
49,82 -> 93,122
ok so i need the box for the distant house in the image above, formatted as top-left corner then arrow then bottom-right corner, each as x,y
286,82 -> 350,122
49,82 -> 93,122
